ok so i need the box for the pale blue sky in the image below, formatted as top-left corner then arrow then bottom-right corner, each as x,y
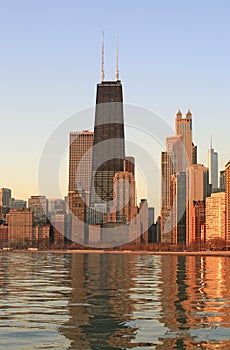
0,0 -> 229,212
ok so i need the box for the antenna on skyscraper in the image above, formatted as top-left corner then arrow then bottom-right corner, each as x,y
101,31 -> 105,82
210,134 -> 213,149
116,37 -> 119,81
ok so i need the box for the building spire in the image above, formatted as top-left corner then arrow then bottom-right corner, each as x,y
101,31 -> 105,82
116,37 -> 119,81
210,134 -> 213,149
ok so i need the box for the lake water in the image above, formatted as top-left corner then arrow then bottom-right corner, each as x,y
0,252 -> 230,349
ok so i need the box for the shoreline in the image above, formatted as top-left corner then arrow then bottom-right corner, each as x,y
1,249 -> 230,257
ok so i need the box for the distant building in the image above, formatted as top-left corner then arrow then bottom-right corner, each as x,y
124,156 -> 135,176
161,151 -> 175,243
206,192 -> 225,242
148,207 -> 155,243
0,225 -> 8,246
48,199 -> 66,217
28,195 -> 48,226
50,213 -> 69,246
110,171 -> 137,224
186,164 -> 209,245
7,208 -> 33,248
225,161 -> 230,246
192,143 -> 197,164
208,139 -> 218,190
171,172 -> 186,245
139,199 -> 148,244
220,170 -> 226,192
148,207 -> 155,227
0,188 -> 11,207
175,109 -> 193,171
11,199 -> 27,209
68,130 -> 94,208
0,188 -> 11,222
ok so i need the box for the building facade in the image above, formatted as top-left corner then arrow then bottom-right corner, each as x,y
225,161 -> 230,245
208,141 -> 218,191
186,164 -> 209,245
206,192 -> 225,243
7,208 -> 33,248
89,80 -> 125,220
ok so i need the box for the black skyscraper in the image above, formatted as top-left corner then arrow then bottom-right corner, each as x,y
89,36 -> 125,221
89,80 -> 125,216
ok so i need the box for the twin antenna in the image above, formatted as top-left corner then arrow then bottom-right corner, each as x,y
101,33 -> 119,82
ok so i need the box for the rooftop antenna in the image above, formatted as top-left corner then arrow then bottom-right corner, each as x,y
116,37 -> 119,81
101,31 -> 105,82
210,134 -> 213,149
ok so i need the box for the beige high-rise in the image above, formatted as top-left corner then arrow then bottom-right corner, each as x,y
206,192 -> 225,242
225,161 -> 230,245
175,109 -> 193,171
186,164 -> 209,245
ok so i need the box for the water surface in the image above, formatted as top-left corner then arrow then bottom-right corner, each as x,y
0,252 -> 230,349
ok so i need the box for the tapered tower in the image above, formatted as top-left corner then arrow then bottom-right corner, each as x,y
89,37 -> 125,222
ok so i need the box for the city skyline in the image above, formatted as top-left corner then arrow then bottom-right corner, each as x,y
0,0 -> 229,212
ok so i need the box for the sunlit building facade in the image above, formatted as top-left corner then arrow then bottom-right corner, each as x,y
206,192 -> 225,242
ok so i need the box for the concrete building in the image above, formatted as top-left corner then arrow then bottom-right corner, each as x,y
175,109 -> 193,171
186,164 -> 209,245
111,171 -> 137,224
206,192 -> 225,243
161,151 -> 175,243
7,208 -> 33,248
225,161 -> 230,246
171,172 -> 186,245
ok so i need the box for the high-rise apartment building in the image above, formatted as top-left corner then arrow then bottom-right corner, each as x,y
7,208 -> 33,247
208,139 -> 218,190
186,164 -> 209,245
68,130 -> 94,205
225,161 -> 230,245
161,151 -> 175,243
68,130 -> 93,244
161,134 -> 184,243
206,192 -> 225,242
110,170 -> 137,224
171,172 -> 186,245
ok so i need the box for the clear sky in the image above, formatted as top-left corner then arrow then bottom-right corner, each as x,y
0,0 -> 229,215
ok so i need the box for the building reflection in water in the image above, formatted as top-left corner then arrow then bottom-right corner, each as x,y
60,254 -> 230,349
157,255 -> 230,350
60,253 -> 138,349
1,252 -> 230,349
